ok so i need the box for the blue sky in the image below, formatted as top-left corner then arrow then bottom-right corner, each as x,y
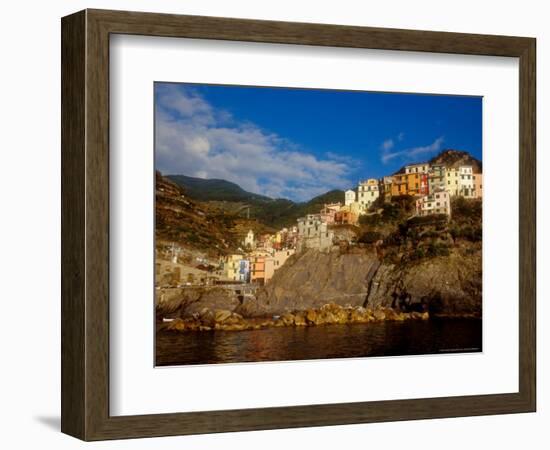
155,82 -> 481,202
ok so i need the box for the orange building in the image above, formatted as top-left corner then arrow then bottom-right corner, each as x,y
404,172 -> 429,196
391,174 -> 408,196
249,255 -> 266,284
334,210 -> 358,225
473,172 -> 483,199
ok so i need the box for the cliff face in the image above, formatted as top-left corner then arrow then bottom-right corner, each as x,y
156,286 -> 240,319
156,246 -> 481,319
240,247 -> 481,318
366,252 -> 481,316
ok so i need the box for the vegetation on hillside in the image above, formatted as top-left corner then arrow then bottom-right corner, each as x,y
156,172 -> 274,255
355,195 -> 482,265
168,173 -> 344,229
163,149 -> 483,251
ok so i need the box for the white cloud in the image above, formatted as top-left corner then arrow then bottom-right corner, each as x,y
155,84 -> 354,201
381,136 -> 444,164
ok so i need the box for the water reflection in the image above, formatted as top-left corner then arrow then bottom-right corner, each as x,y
156,319 -> 482,366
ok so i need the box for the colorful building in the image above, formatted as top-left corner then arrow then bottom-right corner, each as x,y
458,165 -> 475,198
380,176 -> 394,202
391,174 -> 408,196
404,172 -> 429,196
237,259 -> 250,283
415,190 -> 452,217
405,163 -> 430,175
445,167 -> 460,196
473,172 -> 483,199
249,248 -> 295,285
249,255 -> 266,284
428,164 -> 446,194
357,179 -> 379,210
222,254 -> 245,281
334,209 -> 358,225
320,202 -> 341,224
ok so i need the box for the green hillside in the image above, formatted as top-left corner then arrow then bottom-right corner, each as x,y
166,174 -> 272,203
166,174 -> 345,229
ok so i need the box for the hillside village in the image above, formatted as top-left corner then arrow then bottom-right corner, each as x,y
156,149 -> 482,290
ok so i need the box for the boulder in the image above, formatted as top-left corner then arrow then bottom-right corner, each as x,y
214,309 -> 232,323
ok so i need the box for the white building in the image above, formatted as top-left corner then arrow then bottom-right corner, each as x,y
415,190 -> 452,217
458,165 -> 475,198
405,163 -> 430,174
243,229 -> 255,249
296,214 -> 334,252
357,179 -> 379,211
344,189 -> 356,206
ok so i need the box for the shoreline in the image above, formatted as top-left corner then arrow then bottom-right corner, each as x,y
160,303 -> 439,333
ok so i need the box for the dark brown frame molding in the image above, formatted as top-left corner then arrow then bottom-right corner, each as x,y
61,9 -> 536,441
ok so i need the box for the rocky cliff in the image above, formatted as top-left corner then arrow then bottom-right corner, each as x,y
240,247 -> 481,318
157,246 -> 481,320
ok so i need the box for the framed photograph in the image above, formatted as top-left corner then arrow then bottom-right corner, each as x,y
61,9 -> 536,440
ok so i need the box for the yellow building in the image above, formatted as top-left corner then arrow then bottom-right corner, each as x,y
357,179 -> 379,210
390,172 -> 427,197
222,254 -> 242,281
445,167 -> 460,196
381,176 -> 394,202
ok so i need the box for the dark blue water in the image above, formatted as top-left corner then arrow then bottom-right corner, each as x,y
155,318 -> 482,366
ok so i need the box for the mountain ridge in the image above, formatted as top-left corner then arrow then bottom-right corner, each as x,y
167,174 -> 345,228
166,149 -> 480,228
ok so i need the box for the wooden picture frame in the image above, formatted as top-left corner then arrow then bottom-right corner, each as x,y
61,9 -> 536,441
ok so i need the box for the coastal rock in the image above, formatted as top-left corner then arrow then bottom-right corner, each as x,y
156,287 -> 240,319
164,304 -> 431,333
250,248 -> 481,318
155,287 -> 202,319
214,309 -> 232,323
157,248 -> 481,321
366,252 -> 482,317
250,249 -> 377,316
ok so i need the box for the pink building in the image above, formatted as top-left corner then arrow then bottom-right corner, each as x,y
473,173 -> 483,199
319,202 -> 341,224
